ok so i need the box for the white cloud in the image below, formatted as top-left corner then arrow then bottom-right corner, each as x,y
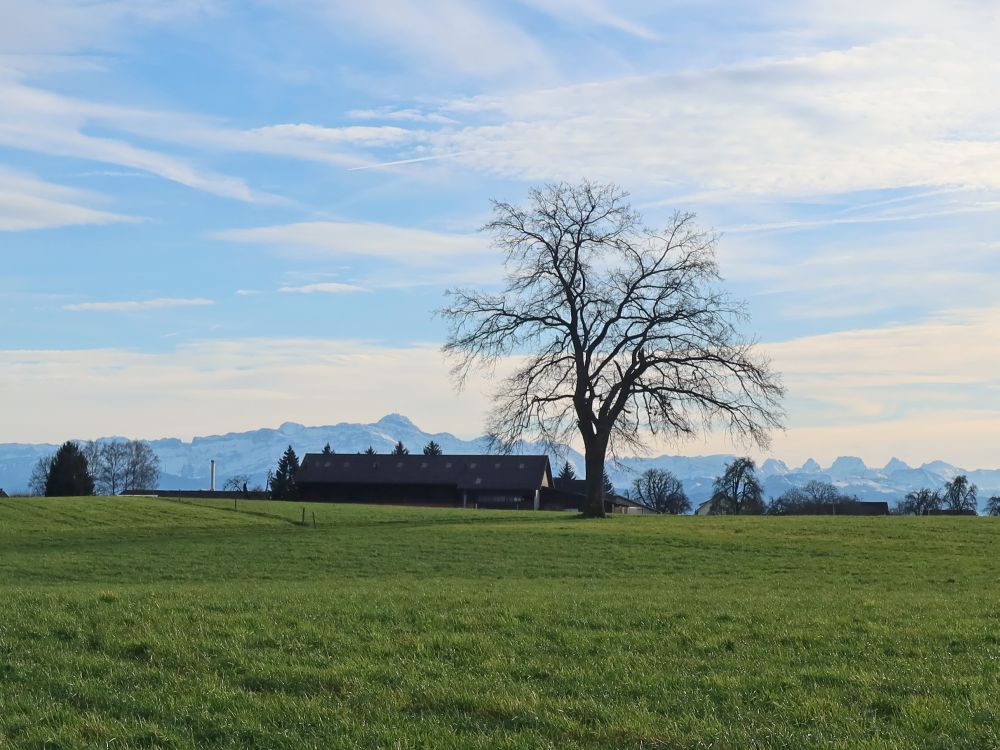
279,282 -> 367,294
0,338 -> 491,443
0,77 -> 270,202
757,305 -> 1000,465
0,167 -> 138,230
64,298 -> 215,312
216,221 -> 491,263
417,37 -> 1000,196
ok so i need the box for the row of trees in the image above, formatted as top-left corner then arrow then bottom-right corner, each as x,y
896,477 -> 999,515
28,439 -> 161,497
613,457 -> 1000,516
317,440 -> 445,457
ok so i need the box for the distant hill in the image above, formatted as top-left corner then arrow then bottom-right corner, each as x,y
2,414 -> 999,508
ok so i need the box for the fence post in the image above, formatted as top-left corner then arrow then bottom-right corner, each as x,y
301,507 -> 305,525
312,512 -> 316,529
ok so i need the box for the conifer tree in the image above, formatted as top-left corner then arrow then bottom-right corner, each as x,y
44,441 -> 95,497
557,460 -> 577,483
422,441 -> 443,456
603,470 -> 615,497
271,445 -> 300,500
391,441 -> 409,456
322,443 -> 334,455
364,446 -> 377,455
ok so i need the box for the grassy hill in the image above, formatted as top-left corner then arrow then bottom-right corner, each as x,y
1,497 -> 998,749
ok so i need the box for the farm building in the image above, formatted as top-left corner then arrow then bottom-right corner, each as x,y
296,453 -> 632,513
296,453 -> 553,509
0,488 -> 7,498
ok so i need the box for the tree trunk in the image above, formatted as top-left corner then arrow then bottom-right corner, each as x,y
582,448 -> 608,518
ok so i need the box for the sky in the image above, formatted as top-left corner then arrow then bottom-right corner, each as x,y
1,0 -> 998,468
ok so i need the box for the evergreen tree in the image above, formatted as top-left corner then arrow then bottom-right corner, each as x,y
364,446 -> 377,455
391,441 -> 409,456
44,441 -> 95,497
322,443 -> 334,455
603,470 -> 615,497
270,445 -> 300,501
557,460 -> 577,483
422,441 -> 443,456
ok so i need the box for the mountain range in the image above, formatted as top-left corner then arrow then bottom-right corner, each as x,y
2,413 -> 998,508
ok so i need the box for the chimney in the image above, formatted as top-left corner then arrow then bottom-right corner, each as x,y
210,460 -> 216,492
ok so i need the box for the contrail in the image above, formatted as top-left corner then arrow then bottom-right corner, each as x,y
347,151 -> 476,171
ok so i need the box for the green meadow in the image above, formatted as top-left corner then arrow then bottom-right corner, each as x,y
1,497 -> 998,749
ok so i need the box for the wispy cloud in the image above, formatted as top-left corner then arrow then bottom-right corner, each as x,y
0,167 -> 139,230
216,221 -> 490,263
64,297 -> 215,312
279,282 -> 367,294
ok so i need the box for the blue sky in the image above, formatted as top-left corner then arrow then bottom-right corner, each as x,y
1,0 -> 998,467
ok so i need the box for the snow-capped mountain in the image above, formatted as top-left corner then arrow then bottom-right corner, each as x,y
1,414 -> 998,508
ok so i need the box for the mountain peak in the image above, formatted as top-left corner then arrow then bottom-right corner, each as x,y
830,455 -> 867,470
760,458 -> 789,477
883,457 -> 910,473
800,458 -> 822,473
277,421 -> 305,435
374,413 -> 419,430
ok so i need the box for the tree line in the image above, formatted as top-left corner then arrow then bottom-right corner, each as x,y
28,440 -> 160,497
608,457 -> 1000,516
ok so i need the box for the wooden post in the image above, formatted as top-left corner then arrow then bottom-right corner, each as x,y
234,498 -> 237,510
312,512 -> 316,529
301,507 -> 306,525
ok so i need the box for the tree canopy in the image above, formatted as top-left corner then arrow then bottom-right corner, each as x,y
422,441 -> 443,456
442,181 -> 783,516
391,441 -> 410,456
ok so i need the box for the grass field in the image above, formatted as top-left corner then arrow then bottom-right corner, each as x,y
1,497 -> 998,749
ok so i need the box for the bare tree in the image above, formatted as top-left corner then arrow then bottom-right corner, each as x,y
123,440 -> 161,491
442,181 -> 783,516
86,439 -> 161,495
28,454 -> 54,496
986,496 -> 1000,517
709,457 -> 765,515
630,468 -> 690,514
942,475 -> 977,514
97,441 -> 130,495
896,488 -> 942,516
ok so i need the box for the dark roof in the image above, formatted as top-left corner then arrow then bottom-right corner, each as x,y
0,488 -> 7,498
296,454 -> 552,492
